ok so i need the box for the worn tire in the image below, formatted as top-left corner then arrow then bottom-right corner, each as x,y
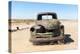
33,42 -> 40,45
58,40 -> 64,44
60,25 -> 64,36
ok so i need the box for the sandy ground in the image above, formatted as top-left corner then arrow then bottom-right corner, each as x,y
10,20 -> 78,54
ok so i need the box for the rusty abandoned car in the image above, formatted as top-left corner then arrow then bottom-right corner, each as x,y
30,12 -> 65,45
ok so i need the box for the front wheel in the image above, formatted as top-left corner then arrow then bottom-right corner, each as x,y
60,25 -> 64,36
33,42 -> 41,45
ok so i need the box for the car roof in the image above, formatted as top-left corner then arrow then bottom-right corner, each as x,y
38,12 -> 56,15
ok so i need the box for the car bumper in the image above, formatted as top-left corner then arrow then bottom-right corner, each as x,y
30,36 -> 64,43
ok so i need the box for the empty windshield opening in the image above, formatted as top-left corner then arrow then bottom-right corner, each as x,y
37,13 -> 57,20
42,15 -> 52,20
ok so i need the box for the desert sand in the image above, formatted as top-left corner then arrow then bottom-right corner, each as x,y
9,20 -> 78,53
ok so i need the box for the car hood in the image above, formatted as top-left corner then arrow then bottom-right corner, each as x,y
36,19 -> 60,29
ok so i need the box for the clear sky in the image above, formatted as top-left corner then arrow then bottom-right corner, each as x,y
11,1 -> 78,19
